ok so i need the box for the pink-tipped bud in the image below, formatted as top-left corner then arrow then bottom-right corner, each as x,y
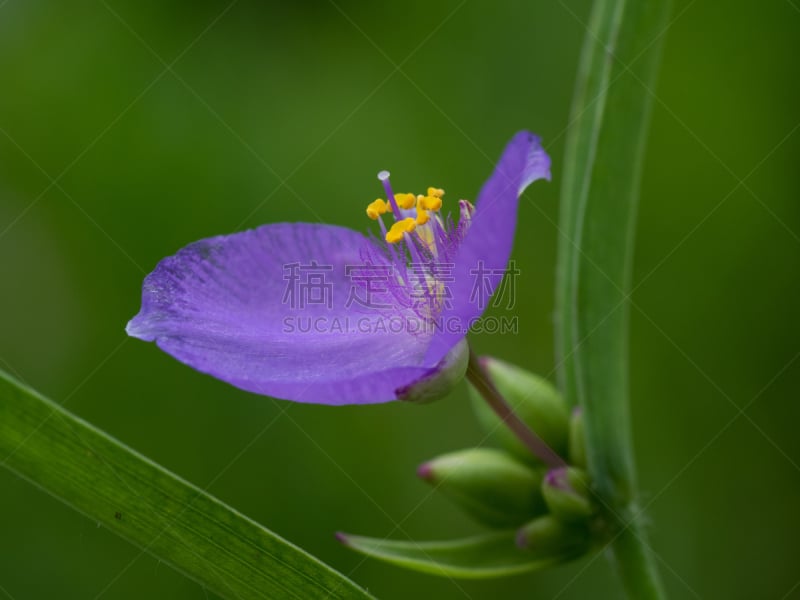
417,447 -> 546,528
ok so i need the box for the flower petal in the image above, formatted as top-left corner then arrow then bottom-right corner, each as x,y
127,222 -> 435,404
424,131 -> 551,364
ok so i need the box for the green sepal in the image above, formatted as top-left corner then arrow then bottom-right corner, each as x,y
336,530 -> 579,579
542,467 -> 594,522
568,407 -> 587,468
418,448 -> 546,528
398,339 -> 469,403
469,357 -> 569,464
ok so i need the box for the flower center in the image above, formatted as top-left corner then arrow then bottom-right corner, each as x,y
366,171 -> 446,247
360,171 -> 478,323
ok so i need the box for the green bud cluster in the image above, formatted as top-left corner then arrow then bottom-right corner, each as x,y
469,357 -> 570,465
418,356 -> 596,562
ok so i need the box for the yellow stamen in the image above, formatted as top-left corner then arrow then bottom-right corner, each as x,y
427,187 -> 445,198
415,196 -> 430,225
367,182 -> 446,245
419,195 -> 442,211
395,193 -> 416,210
385,217 -> 417,244
366,198 -> 389,220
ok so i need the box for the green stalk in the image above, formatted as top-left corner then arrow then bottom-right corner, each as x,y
555,0 -> 670,597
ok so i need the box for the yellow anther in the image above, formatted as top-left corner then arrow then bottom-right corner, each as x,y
395,193 -> 416,210
366,198 -> 389,220
415,196 -> 430,225
427,187 -> 445,198
420,195 -> 442,211
385,217 -> 417,244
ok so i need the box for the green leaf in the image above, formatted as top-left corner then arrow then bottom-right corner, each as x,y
555,0 -> 671,598
0,370 -> 373,600
337,531 -> 581,579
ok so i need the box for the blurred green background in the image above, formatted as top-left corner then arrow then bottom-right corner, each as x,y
1,1 -> 798,598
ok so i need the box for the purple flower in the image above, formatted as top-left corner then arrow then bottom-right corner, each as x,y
127,131 -> 550,405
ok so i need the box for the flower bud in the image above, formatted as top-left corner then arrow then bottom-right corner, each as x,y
397,339 -> 469,403
515,514 -> 590,557
468,357 -> 569,464
568,407 -> 587,468
541,467 -> 593,522
417,447 -> 546,528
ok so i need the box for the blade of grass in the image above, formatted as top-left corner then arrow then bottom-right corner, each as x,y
555,0 -> 671,598
0,370 -> 373,600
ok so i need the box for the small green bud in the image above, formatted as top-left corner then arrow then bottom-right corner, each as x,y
468,357 -> 569,464
417,448 -> 546,528
542,467 -> 594,521
515,514 -> 590,557
398,339 -> 468,403
568,407 -> 587,468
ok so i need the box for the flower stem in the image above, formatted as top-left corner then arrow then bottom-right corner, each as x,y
608,517 -> 668,600
555,0 -> 671,597
466,349 -> 565,469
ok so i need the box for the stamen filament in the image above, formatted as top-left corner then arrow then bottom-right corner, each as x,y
377,214 -> 387,238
